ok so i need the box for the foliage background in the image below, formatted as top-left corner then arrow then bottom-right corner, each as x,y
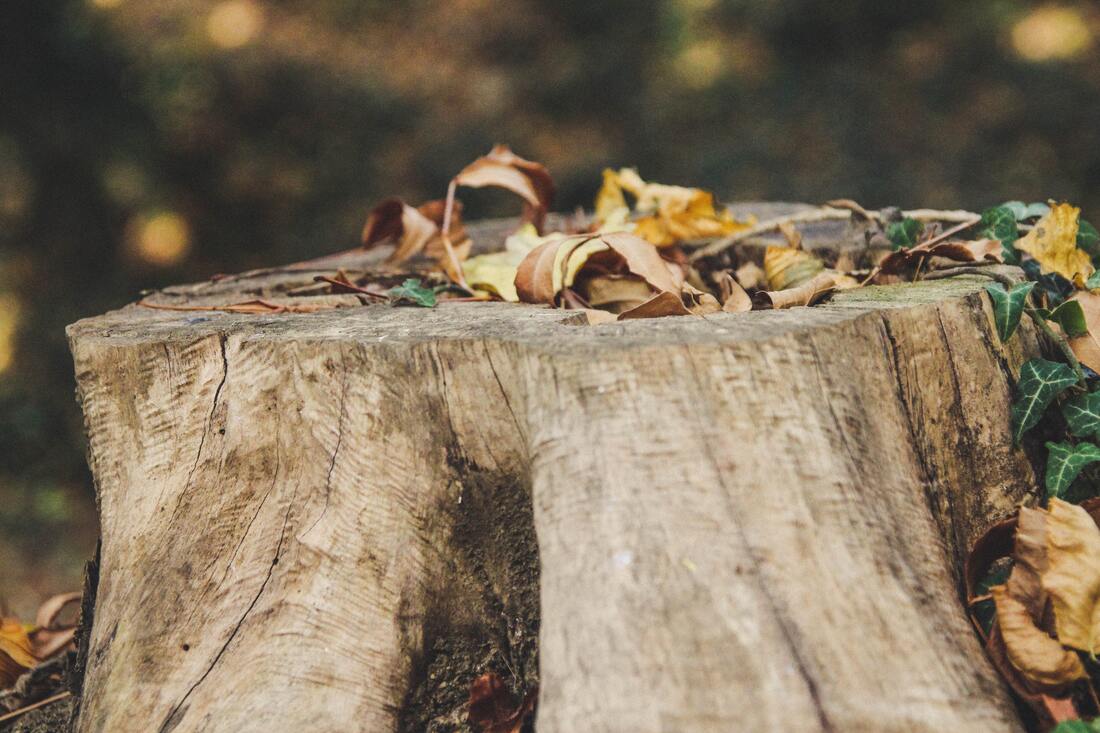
2,0 -> 1100,615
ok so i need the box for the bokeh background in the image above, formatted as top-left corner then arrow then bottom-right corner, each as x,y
2,0 -> 1100,615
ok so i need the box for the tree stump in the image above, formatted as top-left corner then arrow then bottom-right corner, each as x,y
68,209 -> 1042,732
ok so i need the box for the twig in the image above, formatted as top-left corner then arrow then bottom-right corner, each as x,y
1027,307 -> 1085,382
688,206 -> 981,262
913,216 -> 983,249
921,266 -> 1017,288
313,275 -> 388,299
0,691 -> 71,723
440,179 -> 472,291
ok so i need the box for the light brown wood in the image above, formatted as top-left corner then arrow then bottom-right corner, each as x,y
68,211 -> 1041,732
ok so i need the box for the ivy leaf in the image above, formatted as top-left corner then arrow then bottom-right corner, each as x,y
1011,359 -> 1080,443
1052,721 -> 1100,733
1064,391 -> 1100,438
1023,260 -> 1076,307
1087,270 -> 1100,291
886,218 -> 921,249
1003,201 -> 1051,222
1045,441 -> 1100,499
972,564 -> 1011,636
1079,219 -> 1100,264
985,282 -> 1034,341
977,205 -> 1020,263
388,278 -> 438,307
1049,300 -> 1089,338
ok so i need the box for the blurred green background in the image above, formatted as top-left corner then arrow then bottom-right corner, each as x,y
2,0 -> 1100,616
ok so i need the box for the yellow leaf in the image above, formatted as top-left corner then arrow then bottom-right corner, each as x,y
0,618 -> 37,688
594,169 -> 752,247
1015,203 -> 1093,285
993,586 -> 1087,688
1042,498 -> 1100,654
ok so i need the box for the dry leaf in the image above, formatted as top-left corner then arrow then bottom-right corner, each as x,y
578,308 -> 619,325
754,271 -> 854,309
595,168 -> 751,247
1043,498 -> 1100,654
454,145 -> 555,232
1007,508 -> 1050,623
468,673 -> 536,733
599,232 -> 683,293
993,586 -> 1087,689
617,290 -> 693,320
580,275 -> 655,313
1068,291 -> 1100,372
735,261 -> 766,290
1016,203 -> 1093,285
361,197 -> 469,265
878,238 -> 1003,274
717,272 -> 752,313
514,235 -> 603,304
764,245 -> 825,290
0,620 -> 36,689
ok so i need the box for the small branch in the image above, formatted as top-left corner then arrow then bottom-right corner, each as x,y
921,266 -> 1017,288
688,205 -> 980,262
0,691 -> 71,724
439,179 -> 471,291
1026,307 -> 1085,382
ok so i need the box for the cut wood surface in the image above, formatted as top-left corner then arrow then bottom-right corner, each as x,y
68,205 -> 1042,732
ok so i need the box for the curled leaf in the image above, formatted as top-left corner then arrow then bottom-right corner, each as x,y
717,272 -> 752,313
753,271 -> 855,310
993,586 -> 1087,689
1043,498 -> 1100,654
617,290 -> 693,320
454,145 -> 555,232
879,238 -> 1002,274
1016,203 -> 1093,286
361,197 -> 469,264
1007,507 -> 1050,622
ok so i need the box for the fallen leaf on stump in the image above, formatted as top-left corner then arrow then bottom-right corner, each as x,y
878,238 -> 1003,274
753,271 -> 857,310
1016,203 -> 1093,286
764,245 -> 823,291
453,145 -> 556,232
361,197 -> 470,265
595,168 -> 752,247
468,673 -> 536,733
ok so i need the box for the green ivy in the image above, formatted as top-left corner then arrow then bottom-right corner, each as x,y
387,278 -> 438,308
886,218 -> 921,249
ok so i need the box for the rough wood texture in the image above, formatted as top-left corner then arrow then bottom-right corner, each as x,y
68,208 -> 1042,732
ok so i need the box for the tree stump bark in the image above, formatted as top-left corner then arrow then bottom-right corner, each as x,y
68,211 -> 1042,732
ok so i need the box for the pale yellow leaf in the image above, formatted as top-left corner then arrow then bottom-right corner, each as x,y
1042,498 -> 1100,654
764,245 -> 825,291
1015,203 -> 1093,285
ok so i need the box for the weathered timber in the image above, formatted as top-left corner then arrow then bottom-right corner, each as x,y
68,208 -> 1042,732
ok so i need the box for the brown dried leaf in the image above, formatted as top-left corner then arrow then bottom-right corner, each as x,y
734,261 -> 765,290
878,238 -> 1002,274
599,232 -> 683,293
514,235 -> 599,304
1007,508 -> 1050,624
754,271 -> 852,310
468,673 -> 536,733
1043,498 -> 1100,654
993,586 -> 1086,689
617,290 -> 692,320
361,198 -> 469,265
454,145 -> 555,232
717,272 -> 752,313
